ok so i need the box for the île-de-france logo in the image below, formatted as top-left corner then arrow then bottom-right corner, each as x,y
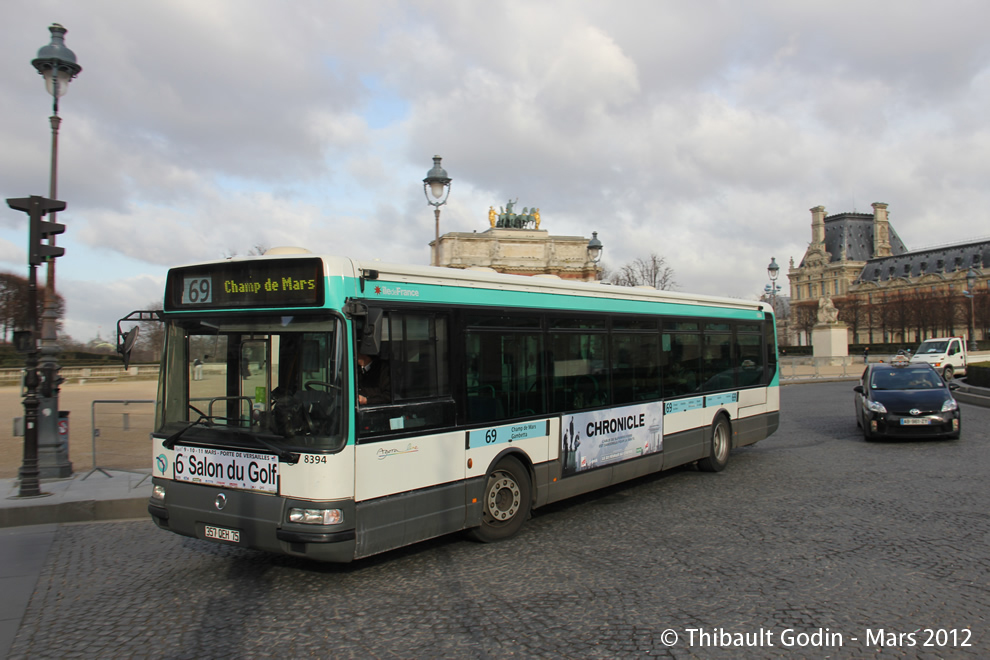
156,454 -> 168,475
372,284 -> 420,298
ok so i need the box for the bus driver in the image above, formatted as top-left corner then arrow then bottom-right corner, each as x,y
357,352 -> 390,405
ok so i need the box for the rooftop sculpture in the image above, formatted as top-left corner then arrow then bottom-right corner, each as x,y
489,199 -> 540,229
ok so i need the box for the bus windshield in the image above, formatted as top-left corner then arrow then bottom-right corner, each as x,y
156,315 -> 347,452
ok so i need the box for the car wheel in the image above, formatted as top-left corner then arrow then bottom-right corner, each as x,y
943,365 -> 954,380
698,415 -> 730,472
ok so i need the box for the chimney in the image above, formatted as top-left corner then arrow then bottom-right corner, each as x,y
810,205 -> 826,246
872,202 -> 891,258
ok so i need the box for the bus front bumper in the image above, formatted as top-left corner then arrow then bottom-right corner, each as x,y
148,478 -> 357,563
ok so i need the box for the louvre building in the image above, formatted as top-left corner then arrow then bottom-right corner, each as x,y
787,203 -> 988,346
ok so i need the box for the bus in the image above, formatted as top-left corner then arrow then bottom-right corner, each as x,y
142,249 -> 779,562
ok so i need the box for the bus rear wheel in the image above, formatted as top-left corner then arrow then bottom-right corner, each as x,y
698,415 -> 730,472
469,456 -> 531,543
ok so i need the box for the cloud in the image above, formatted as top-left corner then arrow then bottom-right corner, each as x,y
3,0 -> 990,340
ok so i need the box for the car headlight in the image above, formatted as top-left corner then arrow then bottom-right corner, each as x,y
866,400 -> 887,414
288,508 -> 344,525
941,399 -> 958,413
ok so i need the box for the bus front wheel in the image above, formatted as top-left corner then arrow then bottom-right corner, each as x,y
698,415 -> 730,472
469,456 -> 531,543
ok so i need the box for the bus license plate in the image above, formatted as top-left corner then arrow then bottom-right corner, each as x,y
900,418 -> 932,426
204,525 -> 241,543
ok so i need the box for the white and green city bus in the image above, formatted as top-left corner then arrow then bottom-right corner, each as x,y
143,249 -> 779,562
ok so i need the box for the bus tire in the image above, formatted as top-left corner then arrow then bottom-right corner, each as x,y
468,456 -> 531,543
698,415 -> 730,473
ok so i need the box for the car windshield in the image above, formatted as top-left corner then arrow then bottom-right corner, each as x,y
871,367 -> 942,391
916,340 -> 948,354
156,315 -> 347,451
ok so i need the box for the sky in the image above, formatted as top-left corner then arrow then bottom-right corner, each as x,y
3,0 -> 990,344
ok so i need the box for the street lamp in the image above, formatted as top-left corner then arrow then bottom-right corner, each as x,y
32,23 -> 81,478
423,155 -> 451,266
766,257 -> 780,311
587,231 -> 603,280
965,267 -> 978,350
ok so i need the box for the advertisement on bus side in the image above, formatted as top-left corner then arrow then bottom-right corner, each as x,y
561,402 -> 664,477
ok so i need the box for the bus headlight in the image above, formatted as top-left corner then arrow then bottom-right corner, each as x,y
151,484 -> 166,502
288,508 -> 343,525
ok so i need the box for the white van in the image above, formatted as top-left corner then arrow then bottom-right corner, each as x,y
910,337 -> 967,379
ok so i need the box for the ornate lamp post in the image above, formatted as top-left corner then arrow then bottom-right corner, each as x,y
423,156 -> 451,266
587,231 -> 603,280
965,267 -> 978,350
766,257 -> 780,312
32,23 -> 81,478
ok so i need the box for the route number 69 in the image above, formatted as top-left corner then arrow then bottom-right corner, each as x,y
182,277 -> 212,304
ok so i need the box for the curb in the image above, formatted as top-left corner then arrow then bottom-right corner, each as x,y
0,497 -> 149,529
781,376 -> 859,385
952,388 -> 990,409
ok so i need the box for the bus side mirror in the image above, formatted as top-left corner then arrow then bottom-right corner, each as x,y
359,307 -> 384,356
119,327 -> 140,370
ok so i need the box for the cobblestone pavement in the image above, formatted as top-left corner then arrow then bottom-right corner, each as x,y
9,381 -> 990,659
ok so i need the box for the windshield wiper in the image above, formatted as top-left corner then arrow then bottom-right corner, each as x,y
163,415 -> 211,449
163,418 -> 300,463
222,428 -> 300,464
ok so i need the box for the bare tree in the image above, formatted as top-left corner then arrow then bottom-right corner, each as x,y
0,271 -> 64,343
975,290 -> 990,343
837,295 -> 866,341
609,253 -> 678,290
792,304 -> 817,346
130,300 -> 166,364
0,272 -> 27,342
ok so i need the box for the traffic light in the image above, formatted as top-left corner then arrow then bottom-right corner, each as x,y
6,195 -> 66,265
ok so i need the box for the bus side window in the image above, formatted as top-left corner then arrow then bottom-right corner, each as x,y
663,328 -> 701,396
388,313 -> 450,400
358,312 -> 453,438
611,333 -> 660,404
465,332 -> 544,423
735,328 -> 763,387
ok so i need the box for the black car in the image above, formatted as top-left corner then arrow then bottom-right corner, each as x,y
853,358 -> 961,440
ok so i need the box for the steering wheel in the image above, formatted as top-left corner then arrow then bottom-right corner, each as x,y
304,380 -> 340,392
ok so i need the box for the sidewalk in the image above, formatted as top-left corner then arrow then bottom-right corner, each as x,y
0,469 -> 150,529
0,470 -> 152,659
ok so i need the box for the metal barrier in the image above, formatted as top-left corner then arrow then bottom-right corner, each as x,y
780,356 -> 865,381
85,399 -> 156,481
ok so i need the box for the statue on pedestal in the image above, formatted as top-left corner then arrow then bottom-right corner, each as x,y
817,294 -> 839,325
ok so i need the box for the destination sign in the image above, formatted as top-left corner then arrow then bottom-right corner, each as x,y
172,445 -> 279,494
165,258 -> 324,310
